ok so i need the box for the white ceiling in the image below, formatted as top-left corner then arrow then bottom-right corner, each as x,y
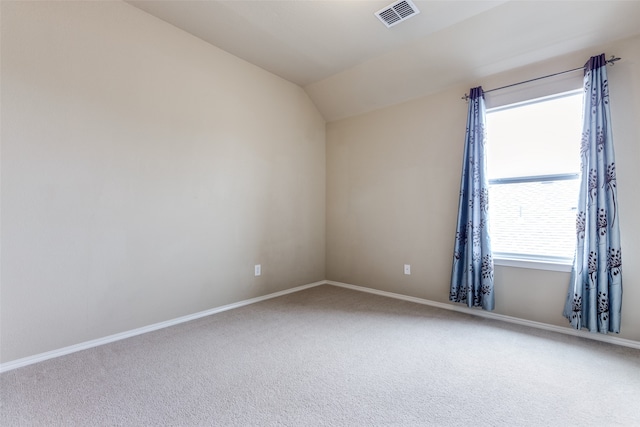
127,1 -> 640,121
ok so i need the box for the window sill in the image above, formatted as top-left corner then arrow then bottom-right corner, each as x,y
493,255 -> 572,272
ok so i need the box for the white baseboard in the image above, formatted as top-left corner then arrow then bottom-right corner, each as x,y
3,278 -> 637,373
326,280 -> 640,350
0,280 -> 326,373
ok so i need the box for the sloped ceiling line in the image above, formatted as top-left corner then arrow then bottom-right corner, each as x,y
126,1 -> 640,122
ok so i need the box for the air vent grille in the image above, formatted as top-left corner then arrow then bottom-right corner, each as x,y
375,0 -> 420,28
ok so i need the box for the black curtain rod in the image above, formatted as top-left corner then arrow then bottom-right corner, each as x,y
461,55 -> 621,101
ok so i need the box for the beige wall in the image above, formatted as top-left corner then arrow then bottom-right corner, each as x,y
0,1 -> 326,363
2,2 -> 638,366
327,34 -> 640,342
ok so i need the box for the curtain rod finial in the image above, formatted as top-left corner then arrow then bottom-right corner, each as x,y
461,94 -> 470,102
608,55 -> 621,66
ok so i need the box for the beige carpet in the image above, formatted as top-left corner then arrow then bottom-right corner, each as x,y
1,284 -> 639,426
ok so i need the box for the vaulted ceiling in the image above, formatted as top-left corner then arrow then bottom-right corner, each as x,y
127,1 -> 640,121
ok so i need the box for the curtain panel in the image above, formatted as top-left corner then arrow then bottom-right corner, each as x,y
450,87 -> 494,311
564,53 -> 623,333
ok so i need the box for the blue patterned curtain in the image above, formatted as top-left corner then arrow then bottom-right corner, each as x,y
563,54 -> 623,333
450,87 -> 494,311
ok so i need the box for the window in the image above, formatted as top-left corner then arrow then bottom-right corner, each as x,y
486,90 -> 583,270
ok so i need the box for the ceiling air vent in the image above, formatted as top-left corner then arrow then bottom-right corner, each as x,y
375,0 -> 420,28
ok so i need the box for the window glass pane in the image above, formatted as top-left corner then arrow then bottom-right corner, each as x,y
489,179 -> 579,259
486,92 -> 582,180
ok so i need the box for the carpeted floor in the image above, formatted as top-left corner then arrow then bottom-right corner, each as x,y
1,284 -> 639,426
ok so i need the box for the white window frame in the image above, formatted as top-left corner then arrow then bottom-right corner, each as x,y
487,90 -> 582,272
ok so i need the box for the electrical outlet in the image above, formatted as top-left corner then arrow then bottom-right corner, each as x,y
254,264 -> 261,276
404,264 -> 411,275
